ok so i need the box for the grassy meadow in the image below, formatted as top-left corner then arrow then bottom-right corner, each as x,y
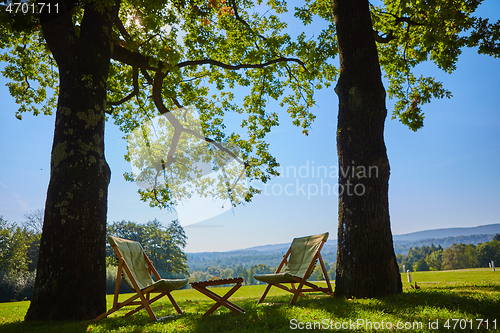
0,268 -> 498,332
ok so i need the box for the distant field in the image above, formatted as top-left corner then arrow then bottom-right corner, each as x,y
1,268 -> 498,332
401,268 -> 499,285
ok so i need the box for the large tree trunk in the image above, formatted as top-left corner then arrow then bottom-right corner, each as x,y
25,2 -> 116,321
333,0 -> 402,298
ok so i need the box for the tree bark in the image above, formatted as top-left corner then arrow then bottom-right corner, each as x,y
333,0 -> 402,298
25,1 -> 117,321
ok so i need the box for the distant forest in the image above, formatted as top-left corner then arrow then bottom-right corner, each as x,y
187,234 -> 497,272
187,234 -> 500,285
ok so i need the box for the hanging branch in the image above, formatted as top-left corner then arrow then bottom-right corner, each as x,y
112,44 -> 307,72
113,14 -> 131,41
107,67 -> 139,109
371,4 -> 425,44
176,57 -> 307,71
108,13 -> 309,207
147,66 -> 249,206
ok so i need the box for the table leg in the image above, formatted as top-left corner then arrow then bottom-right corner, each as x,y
192,284 -> 245,315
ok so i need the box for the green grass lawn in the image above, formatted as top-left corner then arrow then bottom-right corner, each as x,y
1,268 -> 499,332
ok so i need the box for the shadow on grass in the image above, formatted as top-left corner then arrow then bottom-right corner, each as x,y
431,283 -> 500,293
85,296 -> 295,333
0,319 -> 90,333
298,286 -> 500,331
2,285 -> 499,333
186,298 -> 294,333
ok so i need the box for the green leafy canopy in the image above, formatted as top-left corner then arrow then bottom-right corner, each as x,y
0,0 -> 337,209
372,0 -> 500,131
1,0 -> 498,207
0,6 -> 57,117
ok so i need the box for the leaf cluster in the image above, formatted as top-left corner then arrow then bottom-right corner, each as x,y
2,0 -> 499,210
0,4 -> 57,117
104,0 -> 337,207
372,0 -> 499,131
0,0 -> 337,209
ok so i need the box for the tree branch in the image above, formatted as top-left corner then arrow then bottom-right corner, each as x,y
112,45 -> 307,73
113,13 -> 131,41
170,96 -> 183,109
228,0 -> 267,42
373,30 -> 397,43
149,67 -> 249,206
111,44 -> 157,70
107,67 -> 139,109
177,57 -> 307,71
141,68 -> 154,84
370,6 -> 424,44
152,67 -> 246,166
392,14 -> 424,27
370,6 -> 425,27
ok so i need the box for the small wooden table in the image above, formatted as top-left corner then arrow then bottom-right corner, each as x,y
190,277 -> 245,315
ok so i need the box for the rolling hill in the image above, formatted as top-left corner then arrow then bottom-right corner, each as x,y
186,223 -> 500,271
392,223 -> 500,241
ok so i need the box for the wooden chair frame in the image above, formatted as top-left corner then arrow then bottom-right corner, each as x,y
257,236 -> 333,305
95,241 -> 184,322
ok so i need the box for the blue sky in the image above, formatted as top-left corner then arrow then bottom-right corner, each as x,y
1,3 -> 499,253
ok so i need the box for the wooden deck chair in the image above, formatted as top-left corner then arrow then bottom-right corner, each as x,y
254,232 -> 333,305
95,236 -> 189,322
